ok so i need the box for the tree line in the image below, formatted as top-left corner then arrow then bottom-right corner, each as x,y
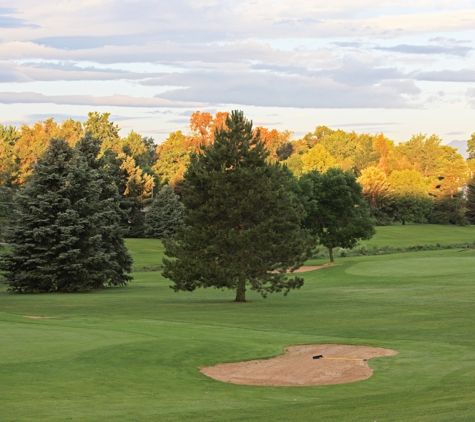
1,111 -> 375,300
2,109 -> 475,242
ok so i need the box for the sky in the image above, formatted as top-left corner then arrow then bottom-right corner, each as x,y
1,0 -> 475,145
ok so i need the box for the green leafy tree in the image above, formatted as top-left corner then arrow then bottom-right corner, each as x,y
162,111 -> 312,302
0,137 -> 132,293
429,192 -> 468,226
300,168 -> 375,263
467,132 -> 475,159
0,124 -> 20,186
283,154 -> 304,178
301,144 -> 338,174
388,170 -> 433,225
121,131 -> 156,170
84,112 -> 121,155
152,130 -> 190,186
357,166 -> 394,225
394,134 -> 446,178
144,184 -> 185,238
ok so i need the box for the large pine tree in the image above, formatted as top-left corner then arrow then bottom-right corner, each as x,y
162,111 -> 312,302
0,137 -> 132,293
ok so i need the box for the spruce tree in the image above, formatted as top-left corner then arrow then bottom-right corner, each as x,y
299,168 -> 375,263
0,137 -> 132,293
144,184 -> 184,238
162,111 -> 312,302
75,134 -> 133,286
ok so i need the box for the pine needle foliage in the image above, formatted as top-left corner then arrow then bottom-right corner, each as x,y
162,111 -> 312,302
144,184 -> 184,238
0,137 -> 132,293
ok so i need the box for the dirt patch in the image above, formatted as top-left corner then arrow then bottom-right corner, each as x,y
271,264 -> 334,274
293,264 -> 333,273
200,344 -> 398,386
23,316 -> 55,319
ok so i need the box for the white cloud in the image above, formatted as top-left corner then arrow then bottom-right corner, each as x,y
151,69 -> 419,108
0,92 -> 203,108
0,0 -> 474,141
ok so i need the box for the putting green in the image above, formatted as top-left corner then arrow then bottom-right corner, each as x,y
345,257 -> 475,277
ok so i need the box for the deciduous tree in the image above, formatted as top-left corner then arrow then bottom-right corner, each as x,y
357,166 -> 394,225
301,144 -> 338,174
299,168 -> 375,263
388,170 -> 433,225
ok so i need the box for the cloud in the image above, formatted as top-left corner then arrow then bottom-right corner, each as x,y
0,8 -> 38,29
466,88 -> 475,108
0,92 -> 202,108
26,113 -> 88,122
0,40 -> 293,66
375,44 -> 473,57
250,60 -> 405,87
0,60 -> 163,83
429,37 -> 472,45
415,69 -> 475,82
150,69 -> 419,108
331,42 -> 363,48
0,0 -> 473,117
333,121 -> 399,128
6,1 -> 475,47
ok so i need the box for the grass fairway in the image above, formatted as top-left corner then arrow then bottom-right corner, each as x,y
124,238 -> 166,268
366,224 -> 475,248
2,235 -> 475,420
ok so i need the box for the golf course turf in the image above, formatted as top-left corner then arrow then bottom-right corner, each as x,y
1,226 -> 475,421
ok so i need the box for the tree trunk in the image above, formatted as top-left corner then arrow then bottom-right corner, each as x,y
235,275 -> 246,302
328,247 -> 334,263
402,220 -> 406,225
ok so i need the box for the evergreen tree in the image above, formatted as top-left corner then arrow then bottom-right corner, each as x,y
0,137 -> 132,293
75,134 -> 133,285
144,184 -> 184,238
300,168 -> 375,263
162,111 -> 312,302
466,175 -> 475,224
0,186 -> 15,242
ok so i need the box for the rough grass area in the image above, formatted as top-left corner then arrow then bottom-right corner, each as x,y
2,229 -> 475,420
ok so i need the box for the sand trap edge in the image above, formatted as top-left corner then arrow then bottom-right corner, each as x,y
200,344 -> 398,387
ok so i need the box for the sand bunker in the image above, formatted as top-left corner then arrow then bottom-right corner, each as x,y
293,265 -> 331,273
200,344 -> 398,386
23,315 -> 55,319
271,264 -> 334,274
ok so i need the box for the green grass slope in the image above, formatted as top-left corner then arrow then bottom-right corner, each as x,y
124,238 -> 165,269
366,224 -> 475,248
1,237 -> 475,420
